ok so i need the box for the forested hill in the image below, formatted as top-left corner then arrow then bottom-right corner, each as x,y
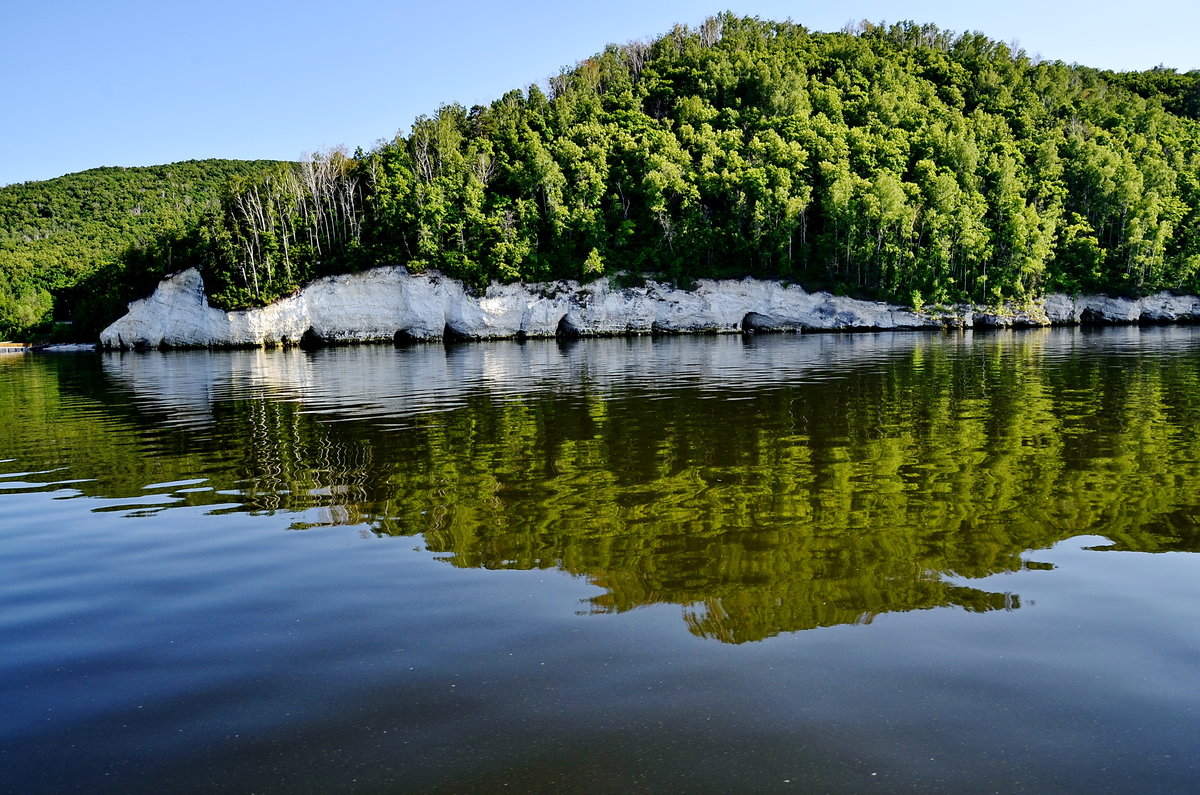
0,159 -> 283,338
13,14 -> 1200,340
184,15 -> 1200,316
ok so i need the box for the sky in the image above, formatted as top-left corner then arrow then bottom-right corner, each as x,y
2,0 -> 1198,186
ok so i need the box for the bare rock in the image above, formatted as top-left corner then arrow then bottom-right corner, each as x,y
98,267 -> 1200,350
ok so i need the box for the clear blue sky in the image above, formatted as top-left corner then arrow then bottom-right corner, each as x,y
2,0 -> 1198,186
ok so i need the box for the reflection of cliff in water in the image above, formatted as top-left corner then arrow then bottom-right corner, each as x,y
9,328 -> 1200,642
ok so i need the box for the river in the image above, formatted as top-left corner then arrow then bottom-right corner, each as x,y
2,328 -> 1199,791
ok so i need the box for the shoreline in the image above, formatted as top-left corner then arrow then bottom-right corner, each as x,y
96,267 -> 1200,351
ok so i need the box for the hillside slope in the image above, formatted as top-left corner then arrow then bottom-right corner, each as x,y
0,159 -> 284,338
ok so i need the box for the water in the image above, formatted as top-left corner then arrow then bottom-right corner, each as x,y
1,328 -> 1199,792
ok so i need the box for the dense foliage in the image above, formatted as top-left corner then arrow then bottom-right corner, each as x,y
183,153 -> 367,309
0,159 -> 283,338
186,15 -> 1200,315
1101,66 -> 1200,120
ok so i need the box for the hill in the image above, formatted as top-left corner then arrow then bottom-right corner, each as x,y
186,15 -> 1200,314
11,15 -> 1200,339
0,159 -> 285,338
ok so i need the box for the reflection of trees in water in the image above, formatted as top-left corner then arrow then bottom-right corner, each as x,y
682,585 -> 1021,644
9,332 -> 1200,642
222,398 -> 376,525
361,340 -> 1200,642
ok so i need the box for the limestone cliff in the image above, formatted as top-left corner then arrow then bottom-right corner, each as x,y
98,267 -> 1200,350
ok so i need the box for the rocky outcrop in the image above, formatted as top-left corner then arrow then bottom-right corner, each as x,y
1042,292 -> 1200,325
98,267 -> 1200,350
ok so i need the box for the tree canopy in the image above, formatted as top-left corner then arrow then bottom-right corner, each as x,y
194,16 -> 1200,314
0,159 -> 283,338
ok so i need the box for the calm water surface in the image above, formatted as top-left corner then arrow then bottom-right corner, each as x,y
2,329 -> 1199,792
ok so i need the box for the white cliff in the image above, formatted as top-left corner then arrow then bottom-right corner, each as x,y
98,266 -> 1200,350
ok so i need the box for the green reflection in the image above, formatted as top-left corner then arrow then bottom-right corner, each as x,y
3,329 -> 1199,643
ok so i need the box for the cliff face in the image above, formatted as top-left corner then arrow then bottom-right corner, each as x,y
98,267 -> 1200,350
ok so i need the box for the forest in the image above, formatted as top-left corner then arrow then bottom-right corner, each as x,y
4,14 -> 1200,340
0,160 -> 282,339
